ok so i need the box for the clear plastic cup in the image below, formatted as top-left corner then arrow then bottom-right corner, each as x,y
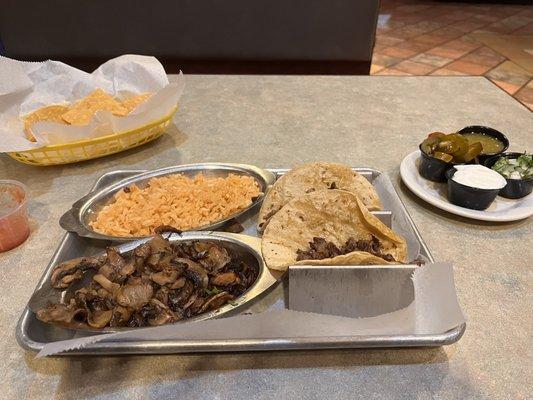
0,180 -> 30,252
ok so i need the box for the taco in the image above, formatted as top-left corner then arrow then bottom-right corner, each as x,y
257,162 -> 382,231
261,189 -> 407,271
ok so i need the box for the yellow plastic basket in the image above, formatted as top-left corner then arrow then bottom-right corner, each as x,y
8,107 -> 178,166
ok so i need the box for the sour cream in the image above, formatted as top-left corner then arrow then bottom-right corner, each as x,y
452,165 -> 507,190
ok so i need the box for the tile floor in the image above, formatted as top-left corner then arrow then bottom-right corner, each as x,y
372,0 -> 533,110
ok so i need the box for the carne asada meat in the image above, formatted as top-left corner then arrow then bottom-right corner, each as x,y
296,235 -> 396,262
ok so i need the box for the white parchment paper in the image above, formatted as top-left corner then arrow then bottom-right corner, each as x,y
0,55 -> 184,152
37,262 -> 466,357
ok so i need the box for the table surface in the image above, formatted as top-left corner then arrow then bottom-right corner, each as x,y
2,75 -> 532,400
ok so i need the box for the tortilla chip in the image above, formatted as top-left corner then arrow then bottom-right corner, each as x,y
23,105 -> 70,141
122,92 -> 152,114
258,162 -> 382,231
62,89 -> 128,125
261,189 -> 407,271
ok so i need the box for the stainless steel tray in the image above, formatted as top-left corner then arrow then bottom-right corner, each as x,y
16,167 -> 466,354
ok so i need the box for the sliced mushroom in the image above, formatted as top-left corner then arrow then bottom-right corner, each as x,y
193,242 -> 230,272
133,243 -> 151,271
168,280 -> 194,310
169,276 -> 186,290
134,242 -> 152,259
109,306 -> 133,327
211,272 -> 241,286
96,287 -> 111,299
87,309 -> 113,329
147,299 -> 177,326
115,279 -> 153,309
199,292 -> 234,313
177,258 -> 209,288
150,268 -> 179,286
181,291 -> 198,311
155,286 -> 169,305
188,296 -> 206,314
119,259 -> 135,277
93,274 -> 121,294
97,263 -> 117,281
36,302 -> 88,326
107,248 -> 125,271
50,257 -> 101,289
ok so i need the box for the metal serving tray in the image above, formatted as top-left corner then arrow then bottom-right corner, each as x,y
16,167 -> 466,354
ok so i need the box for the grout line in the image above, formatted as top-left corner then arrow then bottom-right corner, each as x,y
486,77 -> 532,111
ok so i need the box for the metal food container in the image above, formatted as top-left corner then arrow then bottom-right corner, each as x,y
59,163 -> 276,241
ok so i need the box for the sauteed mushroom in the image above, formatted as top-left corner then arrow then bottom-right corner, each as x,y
36,235 -> 257,329
50,257 -> 100,289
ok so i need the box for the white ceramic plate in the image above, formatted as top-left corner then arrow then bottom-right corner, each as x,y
400,150 -> 533,222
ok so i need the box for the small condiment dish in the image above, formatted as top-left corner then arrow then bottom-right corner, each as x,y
418,144 -> 458,183
445,167 -> 503,211
0,180 -> 30,252
484,152 -> 533,199
457,125 -> 509,164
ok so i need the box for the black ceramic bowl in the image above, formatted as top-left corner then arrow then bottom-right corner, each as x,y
484,152 -> 533,199
457,125 -> 509,164
418,144 -> 456,183
445,168 -> 501,210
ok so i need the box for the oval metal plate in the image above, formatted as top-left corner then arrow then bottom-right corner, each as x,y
60,163 -> 277,242
29,231 -> 283,333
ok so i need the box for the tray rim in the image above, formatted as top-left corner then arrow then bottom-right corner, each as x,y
16,166 -> 466,354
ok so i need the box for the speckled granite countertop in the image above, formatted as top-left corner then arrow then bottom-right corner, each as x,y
1,76 -> 532,400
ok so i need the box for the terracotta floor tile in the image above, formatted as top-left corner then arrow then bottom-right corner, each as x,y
393,59 -> 437,75
396,4 -> 432,13
499,15 -> 533,29
442,38 -> 482,52
516,9 -> 533,19
375,35 -> 405,47
377,19 -> 407,31
372,53 -> 403,68
482,23 -> 520,34
460,47 -> 506,69
450,20 -> 488,33
473,14 -> 504,23
429,27 -> 466,41
380,46 -> 420,59
413,21 -> 444,31
374,68 -> 413,76
427,46 -> 471,60
447,11 -> 477,21
395,40 -> 434,53
386,27 -> 426,40
410,53 -> 453,68
513,80 -> 533,110
370,64 -> 385,74
373,42 -> 388,52
411,34 -> 451,47
486,61 -> 531,87
445,60 -> 492,75
512,22 -> 533,35
430,68 -> 467,76
489,78 -> 523,96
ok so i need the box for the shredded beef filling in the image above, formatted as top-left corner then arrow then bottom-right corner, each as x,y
296,236 -> 396,262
